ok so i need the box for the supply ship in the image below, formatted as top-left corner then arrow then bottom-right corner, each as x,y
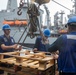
0,0 -> 75,48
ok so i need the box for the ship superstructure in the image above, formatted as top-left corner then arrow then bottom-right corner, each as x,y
1,0 -> 73,47
0,0 -> 57,48
0,0 -> 45,46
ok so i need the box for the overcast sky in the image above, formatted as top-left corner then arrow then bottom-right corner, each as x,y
46,0 -> 73,24
0,0 -> 73,24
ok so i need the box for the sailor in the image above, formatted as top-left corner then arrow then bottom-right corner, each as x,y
33,28 -> 51,52
48,16 -> 76,75
0,24 -> 22,75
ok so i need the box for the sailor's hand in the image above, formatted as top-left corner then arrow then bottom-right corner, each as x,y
18,45 -> 22,51
33,48 -> 38,52
53,54 -> 59,60
16,45 -> 22,51
52,52 -> 59,60
12,44 -> 18,49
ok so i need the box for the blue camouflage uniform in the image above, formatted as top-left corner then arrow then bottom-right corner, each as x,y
0,35 -> 15,74
0,35 -> 15,53
48,32 -> 76,73
34,36 -> 49,52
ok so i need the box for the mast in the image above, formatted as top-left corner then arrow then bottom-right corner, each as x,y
73,0 -> 76,14
68,0 -> 76,18
7,0 -> 17,10
54,12 -> 59,28
43,4 -> 51,29
59,11 -> 65,26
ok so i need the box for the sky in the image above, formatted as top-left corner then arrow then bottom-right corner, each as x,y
43,0 -> 73,24
0,0 -> 73,25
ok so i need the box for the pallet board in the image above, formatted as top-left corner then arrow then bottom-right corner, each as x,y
0,50 -> 55,75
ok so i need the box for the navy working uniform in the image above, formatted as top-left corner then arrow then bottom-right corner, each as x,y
49,32 -> 76,72
34,29 -> 51,52
48,16 -> 76,75
0,24 -> 17,75
34,36 -> 49,52
0,35 -> 15,74
0,35 -> 15,53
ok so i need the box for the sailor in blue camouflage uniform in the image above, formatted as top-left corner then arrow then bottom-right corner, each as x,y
48,16 -> 76,75
33,28 -> 51,52
0,24 -> 22,75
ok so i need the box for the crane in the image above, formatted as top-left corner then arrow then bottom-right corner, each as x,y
17,0 -> 50,44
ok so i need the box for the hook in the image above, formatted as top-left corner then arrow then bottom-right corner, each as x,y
17,9 -> 22,15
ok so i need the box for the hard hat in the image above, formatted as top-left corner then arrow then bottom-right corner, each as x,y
2,24 -> 11,30
67,16 -> 76,24
43,29 -> 51,37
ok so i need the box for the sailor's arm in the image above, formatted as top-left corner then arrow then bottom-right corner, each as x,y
48,36 -> 63,52
0,44 -> 17,50
33,37 -> 40,51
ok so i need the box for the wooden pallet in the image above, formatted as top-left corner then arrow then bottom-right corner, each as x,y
0,50 -> 55,75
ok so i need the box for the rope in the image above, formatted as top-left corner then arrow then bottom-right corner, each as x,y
27,3 -> 40,38
17,1 -> 47,42
27,3 -> 47,42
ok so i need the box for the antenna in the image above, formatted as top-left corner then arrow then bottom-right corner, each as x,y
59,10 -> 65,26
54,11 -> 59,28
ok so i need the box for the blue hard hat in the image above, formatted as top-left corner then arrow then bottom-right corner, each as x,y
68,16 -> 76,24
2,24 -> 11,30
43,29 -> 51,37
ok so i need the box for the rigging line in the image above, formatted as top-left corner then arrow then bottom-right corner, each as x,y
52,0 -> 71,11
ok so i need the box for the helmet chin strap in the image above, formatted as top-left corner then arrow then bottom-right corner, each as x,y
4,33 -> 10,38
